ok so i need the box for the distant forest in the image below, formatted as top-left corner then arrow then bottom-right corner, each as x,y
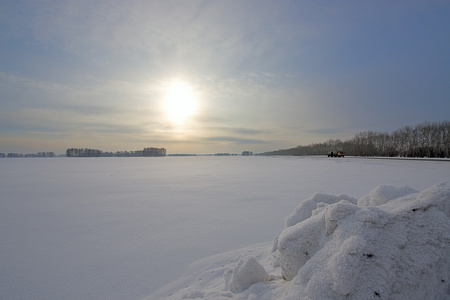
66,147 -> 166,157
261,121 -> 450,158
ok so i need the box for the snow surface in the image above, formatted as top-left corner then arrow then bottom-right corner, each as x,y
0,156 -> 449,299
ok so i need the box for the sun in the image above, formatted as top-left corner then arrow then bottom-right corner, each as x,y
163,80 -> 197,124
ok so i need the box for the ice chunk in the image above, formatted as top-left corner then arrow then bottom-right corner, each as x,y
285,193 -> 357,227
224,256 -> 270,292
277,211 -> 327,280
325,200 -> 359,235
414,181 -> 450,217
358,184 -> 418,206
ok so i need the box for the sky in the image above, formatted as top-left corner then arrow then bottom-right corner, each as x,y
1,0 -> 449,155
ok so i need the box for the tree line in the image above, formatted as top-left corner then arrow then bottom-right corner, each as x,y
66,147 -> 166,157
262,120 -> 450,158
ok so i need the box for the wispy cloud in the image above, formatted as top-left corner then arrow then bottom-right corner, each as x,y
10,1 -> 323,75
203,136 -> 268,145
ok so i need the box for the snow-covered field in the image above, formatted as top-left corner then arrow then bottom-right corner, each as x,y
0,156 -> 449,299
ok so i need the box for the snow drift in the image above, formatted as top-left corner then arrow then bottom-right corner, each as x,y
153,182 -> 450,299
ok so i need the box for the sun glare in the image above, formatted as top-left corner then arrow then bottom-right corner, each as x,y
164,80 -> 197,124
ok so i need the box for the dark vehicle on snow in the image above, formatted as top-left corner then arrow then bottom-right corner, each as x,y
328,151 -> 345,157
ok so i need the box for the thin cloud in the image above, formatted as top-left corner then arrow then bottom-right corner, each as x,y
203,136 -> 268,145
205,126 -> 269,136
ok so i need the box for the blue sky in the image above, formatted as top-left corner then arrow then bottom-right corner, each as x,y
1,0 -> 449,154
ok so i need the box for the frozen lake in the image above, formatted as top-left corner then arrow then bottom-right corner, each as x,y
1,156 -> 449,299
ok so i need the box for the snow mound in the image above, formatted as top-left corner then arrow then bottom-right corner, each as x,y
224,256 -> 270,292
277,182 -> 450,299
149,182 -> 450,300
